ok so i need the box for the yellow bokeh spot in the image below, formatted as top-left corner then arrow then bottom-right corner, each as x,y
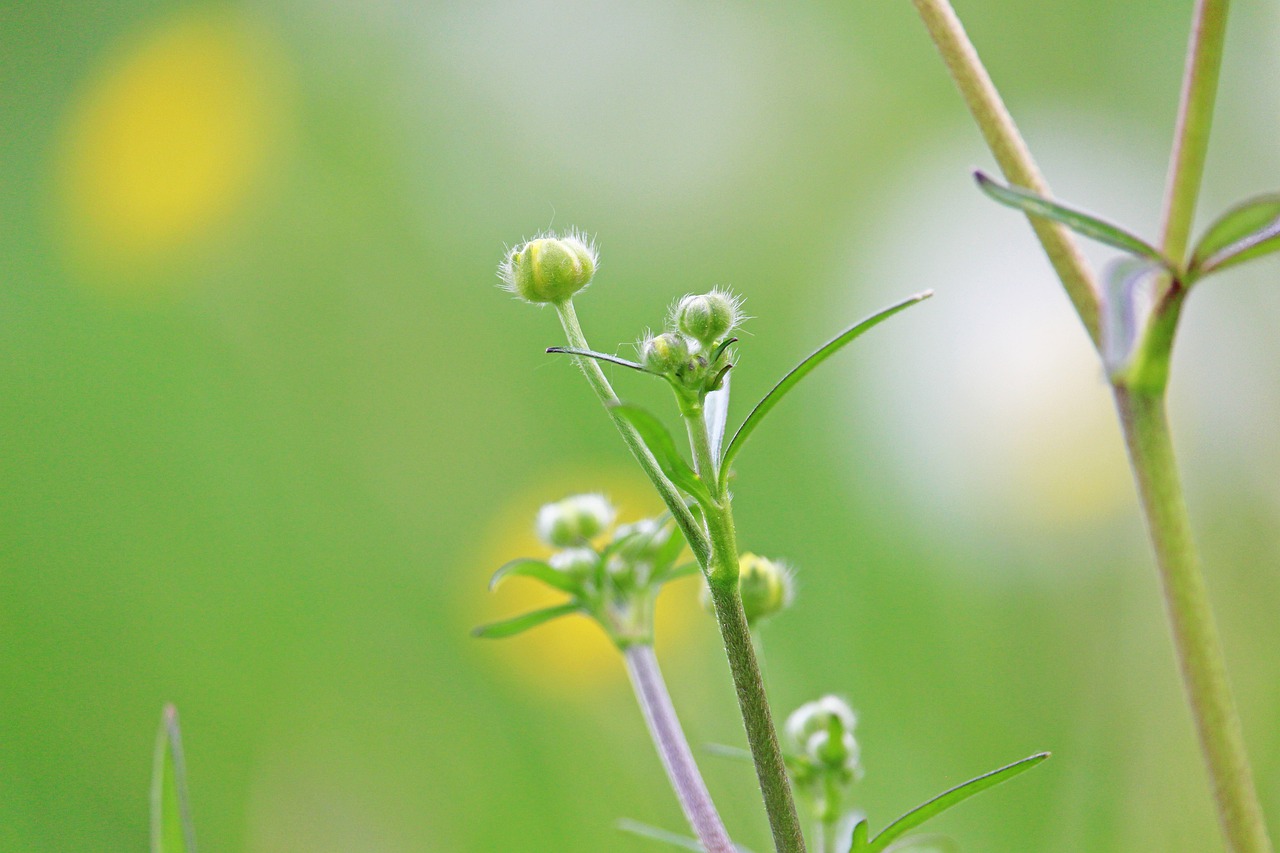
464,471 -> 703,698
57,10 -> 287,283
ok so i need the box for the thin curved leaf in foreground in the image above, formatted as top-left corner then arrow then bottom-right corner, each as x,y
861,752 -> 1049,853
1187,194 -> 1280,280
719,291 -> 932,486
974,171 -> 1172,269
472,602 -> 582,639
151,704 -> 198,853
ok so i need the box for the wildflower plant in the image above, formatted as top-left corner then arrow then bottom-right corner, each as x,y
478,231 -> 1048,852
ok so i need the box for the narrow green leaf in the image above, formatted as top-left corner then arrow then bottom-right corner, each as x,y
868,753 -> 1049,852
151,704 -> 197,853
703,742 -> 754,762
471,602 -> 582,639
488,558 -> 578,594
974,171 -> 1172,269
610,403 -> 713,505
1188,194 -> 1280,279
719,292 -> 932,485
547,346 -> 651,373
848,819 -> 870,853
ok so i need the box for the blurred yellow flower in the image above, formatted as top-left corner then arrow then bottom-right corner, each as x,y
56,9 -> 288,286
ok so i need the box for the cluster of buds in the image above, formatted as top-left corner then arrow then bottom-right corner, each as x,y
640,289 -> 744,401
784,696 -> 863,824
702,552 -> 795,628
477,494 -> 695,648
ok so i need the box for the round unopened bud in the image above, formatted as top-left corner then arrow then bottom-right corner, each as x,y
549,547 -> 599,580
673,289 -> 741,345
500,231 -> 598,304
536,494 -> 616,547
641,332 -> 691,374
785,695 -> 859,771
737,553 -> 794,626
612,518 -> 673,560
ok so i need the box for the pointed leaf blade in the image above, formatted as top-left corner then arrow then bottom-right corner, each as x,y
610,403 -> 712,504
546,346 -> 651,372
471,602 -> 583,639
868,753 -> 1049,852
151,704 -> 198,853
848,818 -> 870,853
974,171 -> 1171,268
1189,194 -> 1280,279
719,292 -> 931,483
489,558 -> 578,594
704,373 -> 731,463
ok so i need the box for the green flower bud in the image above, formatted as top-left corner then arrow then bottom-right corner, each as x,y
549,547 -> 599,581
673,289 -> 742,345
737,553 -> 794,626
785,695 -> 860,773
612,518 -> 672,560
499,230 -> 598,304
641,332 -> 691,375
535,493 -> 616,547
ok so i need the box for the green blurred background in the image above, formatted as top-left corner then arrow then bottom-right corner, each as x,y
3,1 -> 1279,850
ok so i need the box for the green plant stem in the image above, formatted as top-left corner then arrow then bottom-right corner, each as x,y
553,301 -> 710,568
554,301 -> 804,852
683,402 -> 808,853
1113,388 -> 1272,853
1159,0 -> 1230,261
911,0 -> 1103,349
625,644 -> 737,853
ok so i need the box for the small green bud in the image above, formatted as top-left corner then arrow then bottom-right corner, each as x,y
641,332 -> 691,374
549,547 -> 598,580
737,553 -> 794,626
785,695 -> 860,773
536,494 -> 616,547
612,518 -> 672,560
673,289 -> 742,345
499,230 -> 598,304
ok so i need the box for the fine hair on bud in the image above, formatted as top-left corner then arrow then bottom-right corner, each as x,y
535,493 -> 616,547
737,553 -> 794,626
499,229 -> 598,305
785,695 -> 861,774
641,331 -> 692,375
672,287 -> 744,346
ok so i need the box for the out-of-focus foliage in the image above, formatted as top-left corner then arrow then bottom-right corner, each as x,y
2,1 -> 1279,851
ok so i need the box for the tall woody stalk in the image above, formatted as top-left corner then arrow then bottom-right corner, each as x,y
911,1 -> 1272,850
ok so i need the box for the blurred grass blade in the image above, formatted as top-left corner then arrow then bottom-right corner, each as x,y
609,403 -> 712,505
652,562 -> 701,585
849,819 -> 870,852
867,753 -> 1049,852
703,743 -> 754,762
974,171 -> 1171,268
618,819 -> 756,853
471,602 -> 582,639
151,704 -> 197,853
719,292 -> 931,485
1188,194 -> 1280,279
489,558 -> 577,593
547,346 -> 651,372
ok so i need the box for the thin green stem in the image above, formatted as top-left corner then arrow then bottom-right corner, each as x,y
553,301 -> 710,568
555,301 -> 804,852
683,403 -> 807,853
624,644 -> 737,853
1113,389 -> 1271,853
1159,0 -> 1230,262
911,0 -> 1103,349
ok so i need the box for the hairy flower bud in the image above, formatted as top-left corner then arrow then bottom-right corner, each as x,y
549,547 -> 599,580
785,695 -> 860,773
737,553 -> 794,626
641,332 -> 691,375
500,230 -> 598,304
612,518 -> 673,560
535,494 -> 616,547
673,289 -> 742,345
